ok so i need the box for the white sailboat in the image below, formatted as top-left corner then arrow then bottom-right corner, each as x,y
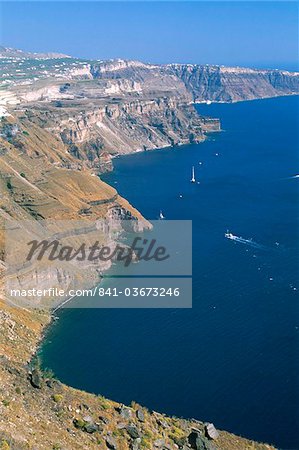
191,166 -> 196,183
159,210 -> 165,220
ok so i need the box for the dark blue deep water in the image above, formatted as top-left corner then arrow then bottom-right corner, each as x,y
41,97 -> 299,449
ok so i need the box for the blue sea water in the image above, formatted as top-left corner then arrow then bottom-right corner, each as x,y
41,96 -> 299,449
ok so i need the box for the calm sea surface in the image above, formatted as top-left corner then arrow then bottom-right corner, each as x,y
41,96 -> 299,449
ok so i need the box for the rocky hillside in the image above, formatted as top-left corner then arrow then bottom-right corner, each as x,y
0,344 -> 276,450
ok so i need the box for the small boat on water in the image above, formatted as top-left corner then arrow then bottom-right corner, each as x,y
225,231 -> 252,242
159,210 -> 165,220
191,166 -> 196,183
225,232 -> 235,240
224,231 -> 264,249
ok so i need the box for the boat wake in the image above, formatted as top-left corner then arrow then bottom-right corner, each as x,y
225,232 -> 266,250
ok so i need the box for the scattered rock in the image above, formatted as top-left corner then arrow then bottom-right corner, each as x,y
30,369 -> 42,389
73,416 -> 102,434
80,403 -> 90,410
204,423 -> 219,440
136,409 -> 145,422
130,439 -> 141,450
106,435 -> 117,449
154,438 -> 165,447
156,418 -> 169,428
118,405 -> 133,420
126,425 -> 140,439
82,415 -> 93,423
73,418 -> 85,429
99,415 -> 110,424
188,431 -> 215,450
84,423 -> 100,434
66,427 -> 76,436
46,379 -> 54,388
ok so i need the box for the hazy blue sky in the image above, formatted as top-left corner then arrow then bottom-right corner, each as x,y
1,1 -> 298,69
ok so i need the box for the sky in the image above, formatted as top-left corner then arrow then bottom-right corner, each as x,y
0,1 -> 298,70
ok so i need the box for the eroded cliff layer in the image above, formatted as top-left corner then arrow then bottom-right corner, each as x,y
168,64 -> 299,102
2,50 -> 298,172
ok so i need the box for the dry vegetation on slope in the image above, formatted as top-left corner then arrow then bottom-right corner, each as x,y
0,293 -> 276,450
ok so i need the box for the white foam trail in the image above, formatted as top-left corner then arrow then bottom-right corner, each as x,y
226,234 -> 267,250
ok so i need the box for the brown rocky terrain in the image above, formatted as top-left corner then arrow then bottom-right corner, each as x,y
0,339 -> 276,450
0,47 -> 296,449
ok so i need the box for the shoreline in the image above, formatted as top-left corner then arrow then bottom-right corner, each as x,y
36,131 -> 213,383
193,92 -> 299,105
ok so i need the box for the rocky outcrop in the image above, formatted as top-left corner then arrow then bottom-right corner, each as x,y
56,98 -> 211,155
20,97 -> 219,172
0,354 -> 277,449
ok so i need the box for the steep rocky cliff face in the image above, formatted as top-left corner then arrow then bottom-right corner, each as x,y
1,50 -> 298,174
8,97 -> 219,173
87,59 -> 299,103
167,64 -> 299,102
43,98 -> 217,160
